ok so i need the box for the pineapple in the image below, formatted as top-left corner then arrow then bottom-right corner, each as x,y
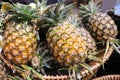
47,20 -> 88,67
3,22 -> 37,65
1,0 -> 51,65
89,13 -> 118,42
2,3 -> 38,65
40,3 -> 98,79
39,2 -> 102,79
79,0 -> 118,42
79,0 -> 120,55
41,3 -> 87,67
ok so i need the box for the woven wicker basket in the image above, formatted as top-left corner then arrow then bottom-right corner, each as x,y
93,75 -> 120,80
40,46 -> 113,80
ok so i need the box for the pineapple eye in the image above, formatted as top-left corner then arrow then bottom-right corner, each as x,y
7,34 -> 13,41
22,35 -> 29,42
4,45 -> 10,52
14,56 -> 22,64
62,43 -> 69,52
21,51 -> 28,59
15,38 -> 23,46
57,51 -> 65,62
68,48 -> 77,56
57,39 -> 64,47
66,38 -> 74,45
6,53 -> 13,60
19,44 -> 26,52
9,42 -> 16,49
12,49 -> 19,56
19,29 -> 26,35
73,42 -> 80,49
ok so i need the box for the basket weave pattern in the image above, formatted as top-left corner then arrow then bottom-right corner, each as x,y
93,75 -> 120,80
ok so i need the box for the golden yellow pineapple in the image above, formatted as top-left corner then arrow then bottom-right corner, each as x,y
47,20 -> 88,66
1,0 -> 53,65
3,22 -> 37,65
42,4 -> 98,76
41,3 -> 89,68
79,0 -> 118,42
2,3 -> 38,65
38,2 -> 101,79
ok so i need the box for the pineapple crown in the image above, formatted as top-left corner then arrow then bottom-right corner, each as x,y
31,41 -> 54,75
79,0 -> 101,23
14,3 -> 38,22
0,0 -> 50,23
36,41 -> 54,69
0,2 -> 38,23
30,0 -> 52,16
67,14 -> 80,27
39,2 -> 74,28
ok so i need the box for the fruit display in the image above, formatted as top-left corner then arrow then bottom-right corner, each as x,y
0,0 -> 119,80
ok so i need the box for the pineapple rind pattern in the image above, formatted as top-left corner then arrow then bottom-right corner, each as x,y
3,21 -> 37,65
47,21 -> 88,67
79,27 -> 97,54
89,13 -> 118,41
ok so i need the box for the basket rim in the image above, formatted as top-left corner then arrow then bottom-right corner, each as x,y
93,74 -> 120,80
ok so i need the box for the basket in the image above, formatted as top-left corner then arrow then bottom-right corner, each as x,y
93,75 -> 120,80
40,46 -> 114,80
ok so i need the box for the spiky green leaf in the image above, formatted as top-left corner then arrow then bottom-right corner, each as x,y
88,55 -> 103,63
80,63 -> 95,76
79,0 -> 101,23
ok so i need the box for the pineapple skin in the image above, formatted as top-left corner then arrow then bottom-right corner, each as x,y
79,27 -> 97,54
46,21 -> 88,67
89,13 -> 118,42
69,13 -> 97,54
3,21 -> 37,65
